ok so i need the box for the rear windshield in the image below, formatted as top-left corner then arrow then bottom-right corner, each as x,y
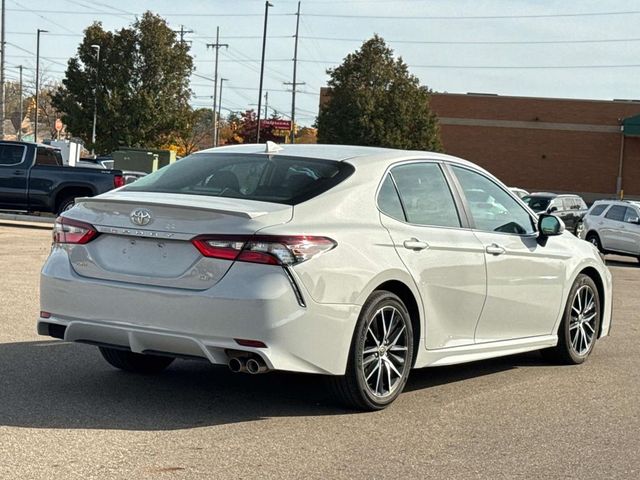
522,196 -> 551,212
123,152 -> 355,205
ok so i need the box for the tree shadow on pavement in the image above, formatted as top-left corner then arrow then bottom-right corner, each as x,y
0,340 -> 545,430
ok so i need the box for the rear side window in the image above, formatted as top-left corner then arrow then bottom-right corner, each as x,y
562,198 -> 574,210
377,175 -> 405,221
605,205 -> 626,221
123,153 -> 354,205
589,204 -> 608,216
623,207 -> 639,223
0,144 -> 26,166
35,148 -> 60,166
389,163 -> 460,228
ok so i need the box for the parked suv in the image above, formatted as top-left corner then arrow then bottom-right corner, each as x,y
580,200 -> 640,262
522,192 -> 588,234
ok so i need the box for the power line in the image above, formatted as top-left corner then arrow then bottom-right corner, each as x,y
5,8 -> 293,17
301,10 -> 640,20
299,35 -> 640,46
296,59 -> 640,69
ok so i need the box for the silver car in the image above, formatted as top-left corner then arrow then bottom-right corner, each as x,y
580,199 -> 640,262
39,144 -> 612,410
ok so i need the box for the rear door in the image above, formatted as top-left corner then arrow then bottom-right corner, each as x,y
449,164 -> 567,342
378,161 -> 487,349
600,205 -> 627,252
0,143 -> 30,210
620,207 -> 640,255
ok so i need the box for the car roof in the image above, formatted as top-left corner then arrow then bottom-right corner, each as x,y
526,192 -> 558,198
198,143 -> 480,170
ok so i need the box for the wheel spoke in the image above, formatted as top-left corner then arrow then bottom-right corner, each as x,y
375,361 -> 383,394
388,352 -> 405,365
363,346 -> 379,355
385,359 -> 402,377
569,322 -> 579,331
388,324 -> 406,348
386,360 -> 392,393
389,345 -> 408,352
367,326 -> 380,347
363,354 -> 377,366
366,360 -> 380,381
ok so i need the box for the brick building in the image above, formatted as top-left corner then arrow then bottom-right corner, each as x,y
319,89 -> 640,202
429,93 -> 640,202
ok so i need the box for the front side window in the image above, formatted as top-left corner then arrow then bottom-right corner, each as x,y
123,153 -> 354,205
562,198 -> 574,210
390,163 -> 460,228
605,205 -> 626,222
0,144 -> 26,166
452,165 -> 535,235
589,204 -> 608,216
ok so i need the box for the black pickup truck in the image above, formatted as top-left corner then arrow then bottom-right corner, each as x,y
0,141 -> 124,215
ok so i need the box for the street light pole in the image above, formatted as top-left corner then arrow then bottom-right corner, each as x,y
91,44 -> 100,156
256,1 -> 273,144
34,28 -> 48,143
18,65 -> 22,140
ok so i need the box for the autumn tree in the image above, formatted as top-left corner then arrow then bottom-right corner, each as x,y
52,12 -> 193,154
317,35 -> 441,151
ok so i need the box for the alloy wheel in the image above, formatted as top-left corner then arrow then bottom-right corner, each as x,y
569,285 -> 597,356
361,306 -> 410,398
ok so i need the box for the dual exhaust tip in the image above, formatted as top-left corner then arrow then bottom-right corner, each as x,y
228,356 -> 269,374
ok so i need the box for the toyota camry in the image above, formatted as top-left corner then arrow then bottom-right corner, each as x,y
39,143 -> 612,410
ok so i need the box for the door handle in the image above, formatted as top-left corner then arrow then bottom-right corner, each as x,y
403,238 -> 429,251
12,170 -> 25,176
485,243 -> 506,255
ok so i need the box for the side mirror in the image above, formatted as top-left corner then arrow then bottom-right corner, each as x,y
548,206 -> 558,213
539,214 -> 565,237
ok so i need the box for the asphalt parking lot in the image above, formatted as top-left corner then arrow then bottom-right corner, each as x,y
1,223 -> 639,480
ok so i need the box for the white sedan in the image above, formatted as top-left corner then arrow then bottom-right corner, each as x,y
39,143 -> 612,410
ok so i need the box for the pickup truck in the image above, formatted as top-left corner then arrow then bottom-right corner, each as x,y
0,141 -> 124,215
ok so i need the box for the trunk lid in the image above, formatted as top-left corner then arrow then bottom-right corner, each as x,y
64,192 -> 292,290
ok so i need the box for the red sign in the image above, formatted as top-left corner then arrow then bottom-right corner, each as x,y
54,118 -> 63,132
261,119 -> 292,129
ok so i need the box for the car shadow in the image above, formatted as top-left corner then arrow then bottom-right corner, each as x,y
0,340 -> 546,430
605,257 -> 638,268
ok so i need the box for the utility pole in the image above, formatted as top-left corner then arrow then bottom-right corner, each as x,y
0,0 -> 6,140
284,0 -> 304,144
17,65 -> 22,140
264,91 -> 269,118
34,29 -> 47,143
174,25 -> 193,45
256,1 -> 273,143
206,27 -> 228,150
216,77 -> 227,147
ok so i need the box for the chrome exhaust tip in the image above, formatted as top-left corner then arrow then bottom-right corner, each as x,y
246,357 -> 269,374
228,357 -> 247,373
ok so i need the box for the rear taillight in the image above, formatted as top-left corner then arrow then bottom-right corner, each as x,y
192,235 -> 336,266
114,175 -> 125,188
53,217 -> 99,245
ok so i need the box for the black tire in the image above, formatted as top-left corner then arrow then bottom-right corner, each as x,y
585,232 -> 603,253
329,291 -> 414,411
99,347 -> 174,374
541,274 -> 601,365
56,196 -> 76,215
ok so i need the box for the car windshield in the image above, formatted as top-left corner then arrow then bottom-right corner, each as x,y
522,196 -> 551,212
123,152 -> 354,205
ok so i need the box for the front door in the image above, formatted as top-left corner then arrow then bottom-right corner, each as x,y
377,162 -> 486,350
449,165 -> 568,343
0,143 -> 30,210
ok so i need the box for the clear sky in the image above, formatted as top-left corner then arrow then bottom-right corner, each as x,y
5,0 -> 640,126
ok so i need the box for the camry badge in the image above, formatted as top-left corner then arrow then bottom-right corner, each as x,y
130,208 -> 153,226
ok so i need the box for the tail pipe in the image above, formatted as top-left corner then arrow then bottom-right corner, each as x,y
228,357 -> 247,373
246,357 -> 269,374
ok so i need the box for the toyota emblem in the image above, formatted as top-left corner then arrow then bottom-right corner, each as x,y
130,208 -> 153,226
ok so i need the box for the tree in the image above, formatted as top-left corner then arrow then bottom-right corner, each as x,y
226,110 -> 285,145
317,35 -> 442,151
52,12 -> 193,154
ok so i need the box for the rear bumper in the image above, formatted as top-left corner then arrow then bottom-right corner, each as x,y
39,247 -> 360,375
